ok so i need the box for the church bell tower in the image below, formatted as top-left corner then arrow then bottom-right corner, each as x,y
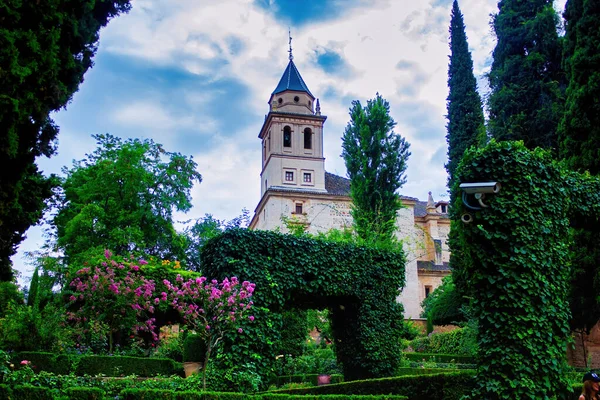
258,35 -> 327,196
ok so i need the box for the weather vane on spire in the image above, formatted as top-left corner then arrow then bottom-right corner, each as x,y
288,28 -> 293,61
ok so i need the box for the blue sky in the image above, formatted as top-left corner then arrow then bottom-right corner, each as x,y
16,0 -> 567,279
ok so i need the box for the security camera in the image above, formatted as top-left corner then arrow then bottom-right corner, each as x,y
459,182 -> 501,194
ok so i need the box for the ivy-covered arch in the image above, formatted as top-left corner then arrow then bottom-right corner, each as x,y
453,140 -> 600,399
201,229 -> 407,381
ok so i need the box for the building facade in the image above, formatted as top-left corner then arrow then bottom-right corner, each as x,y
249,54 -> 450,318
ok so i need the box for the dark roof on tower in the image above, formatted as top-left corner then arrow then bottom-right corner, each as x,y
272,60 -> 314,98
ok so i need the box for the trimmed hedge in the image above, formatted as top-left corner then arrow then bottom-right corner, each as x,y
64,387 -> 105,400
76,355 -> 182,377
120,390 -> 407,400
394,368 -> 466,376
403,352 -> 473,364
11,352 -> 183,377
274,374 -> 344,387
11,385 -> 53,400
273,371 -> 476,400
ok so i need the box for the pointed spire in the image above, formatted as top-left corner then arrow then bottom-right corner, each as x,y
315,99 -> 321,115
288,28 -> 293,61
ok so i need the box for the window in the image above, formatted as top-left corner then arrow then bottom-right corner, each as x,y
425,285 -> 432,298
285,171 -> 294,181
283,126 -> 292,148
303,173 -> 312,183
294,96 -> 300,103
441,204 -> 447,213
278,98 -> 283,104
304,128 -> 312,149
295,203 -> 303,214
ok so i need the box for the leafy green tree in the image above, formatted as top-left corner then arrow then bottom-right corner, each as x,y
487,0 -> 564,150
53,134 -> 202,265
445,0 -> 486,191
420,275 -> 465,326
27,267 -> 39,307
341,94 -> 411,245
558,0 -> 600,336
0,0 -> 131,281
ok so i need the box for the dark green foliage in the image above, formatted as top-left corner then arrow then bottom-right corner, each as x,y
75,355 -> 182,377
0,281 -> 23,317
402,353 -> 474,363
277,309 -> 309,358
419,275 -> 464,326
183,334 -> 207,363
272,371 -> 475,399
394,367 -> 467,376
0,0 -> 131,281
273,374 -> 344,387
407,327 -> 477,356
487,0 -> 563,150
341,94 -> 411,245
120,390 -> 250,399
558,0 -> 600,336
11,385 -> 53,400
10,352 -> 75,375
261,395 -> 408,400
445,0 -> 485,191
454,141 -> 574,398
201,229 -> 406,382
53,134 -> 201,265
64,387 -> 105,400
26,268 -> 39,307
559,0 -> 600,174
0,385 -> 10,400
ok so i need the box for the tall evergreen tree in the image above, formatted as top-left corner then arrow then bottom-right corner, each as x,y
0,0 -> 132,281
341,94 -> 411,246
27,267 -> 39,307
559,0 -> 600,173
487,0 -> 563,150
559,0 -> 600,337
446,0 -> 485,192
444,0 -> 485,324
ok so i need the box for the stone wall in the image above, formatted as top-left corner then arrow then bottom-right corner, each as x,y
567,323 -> 600,368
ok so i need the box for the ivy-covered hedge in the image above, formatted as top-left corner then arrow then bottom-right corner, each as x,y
452,141 -> 580,398
202,229 -> 407,382
10,352 -> 182,377
402,353 -> 473,364
272,371 -> 475,400
63,387 -> 105,400
273,374 -> 344,387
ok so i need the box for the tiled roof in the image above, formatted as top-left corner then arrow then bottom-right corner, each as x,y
325,172 -> 351,196
272,60 -> 314,97
417,260 -> 451,272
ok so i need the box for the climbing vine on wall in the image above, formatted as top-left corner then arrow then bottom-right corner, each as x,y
200,228 -> 407,382
452,140 -> 596,399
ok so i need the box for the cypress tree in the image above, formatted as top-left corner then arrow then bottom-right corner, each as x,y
559,0 -> 600,338
27,267 -> 39,307
487,0 -> 563,150
444,0 -> 484,325
445,0 -> 485,191
559,0 -> 600,173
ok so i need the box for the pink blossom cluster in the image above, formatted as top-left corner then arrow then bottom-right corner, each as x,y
161,275 -> 255,347
67,250 -> 158,341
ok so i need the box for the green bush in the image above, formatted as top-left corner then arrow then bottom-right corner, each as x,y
262,396 -> 407,400
76,355 -> 182,377
120,389 -> 251,399
0,282 -> 23,318
64,387 -> 105,400
153,334 -> 184,362
407,327 -> 476,356
11,385 -> 53,400
0,384 -> 11,400
402,353 -> 473,364
394,368 -> 466,376
183,334 -> 207,363
273,371 -> 475,400
274,374 -> 344,387
11,351 -> 75,375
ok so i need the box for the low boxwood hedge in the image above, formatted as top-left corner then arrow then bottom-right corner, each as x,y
120,390 -> 408,400
10,352 -> 183,377
274,374 -> 344,387
402,353 -> 473,364
64,387 -> 105,400
11,385 -> 54,400
76,355 -> 182,377
272,371 -> 476,400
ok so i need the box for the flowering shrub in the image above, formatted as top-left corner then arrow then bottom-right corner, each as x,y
162,274 -> 255,388
67,250 -> 157,352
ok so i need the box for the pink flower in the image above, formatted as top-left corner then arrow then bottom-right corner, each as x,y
205,325 -> 211,330
238,328 -> 243,333
249,315 -> 255,322
131,265 -> 140,271
139,259 -> 148,265
20,360 -> 30,365
104,249 -> 112,259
